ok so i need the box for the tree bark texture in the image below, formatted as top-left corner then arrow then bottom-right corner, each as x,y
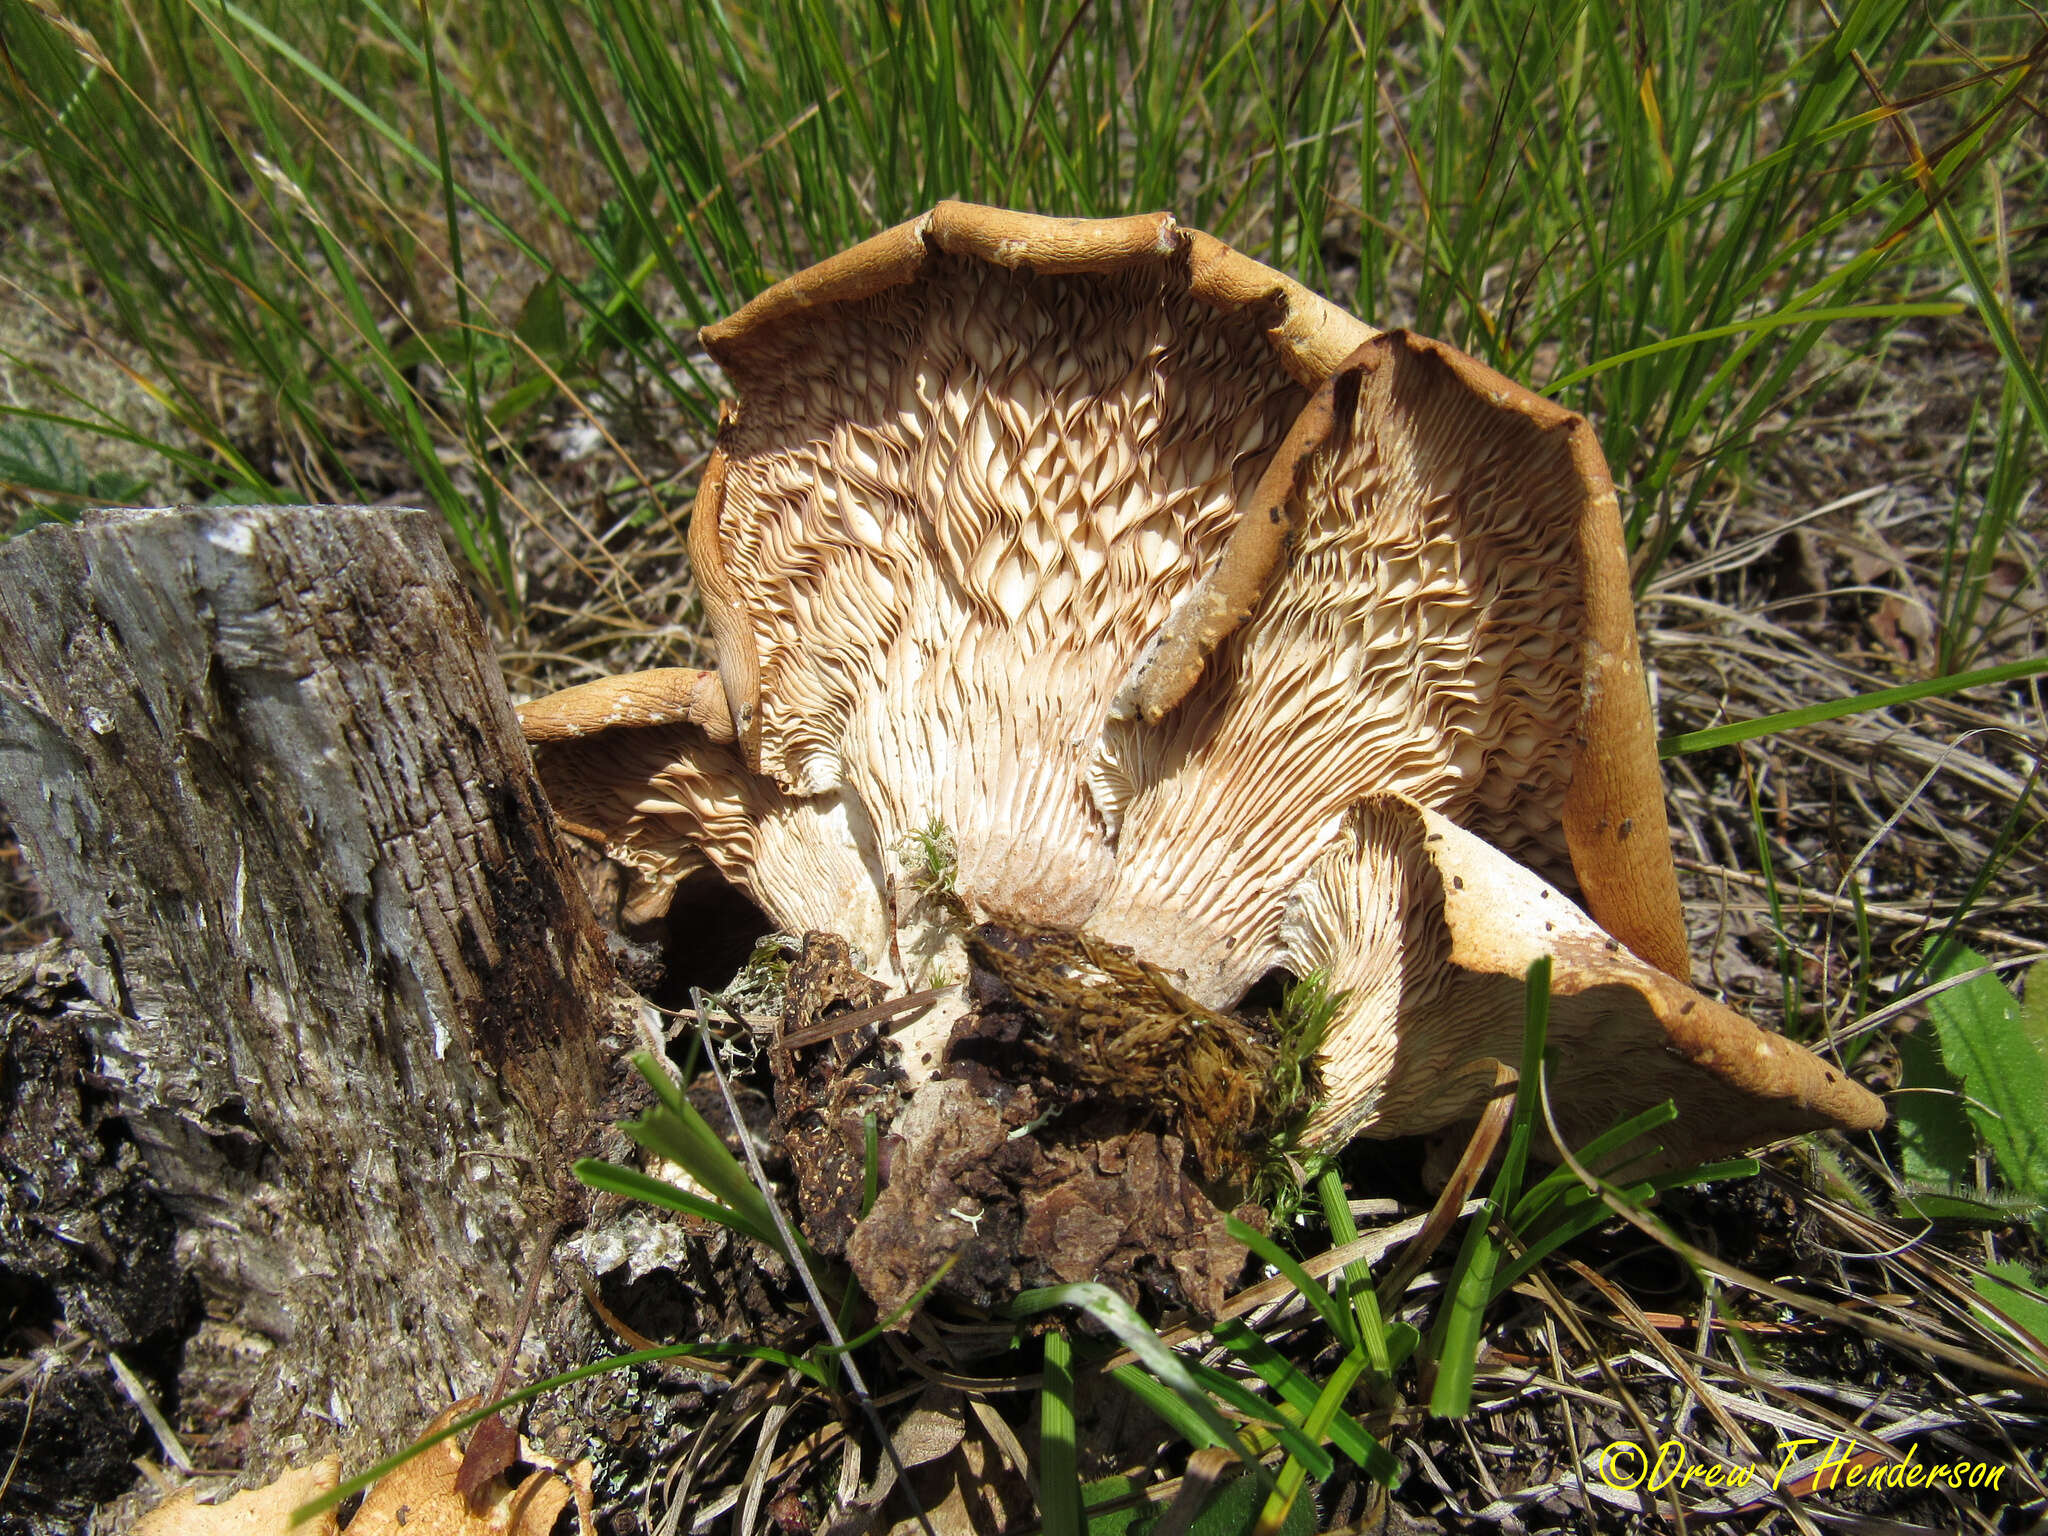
0,506 -> 619,1468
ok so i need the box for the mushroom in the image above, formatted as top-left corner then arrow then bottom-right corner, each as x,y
519,668 -> 889,954
521,201 -> 1883,1171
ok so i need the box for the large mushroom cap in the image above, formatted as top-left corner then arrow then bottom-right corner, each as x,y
689,202 -> 1372,935
1084,330 -> 1689,1004
522,202 -> 1883,1166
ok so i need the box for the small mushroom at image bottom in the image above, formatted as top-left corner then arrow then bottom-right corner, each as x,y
519,202 -> 1884,1316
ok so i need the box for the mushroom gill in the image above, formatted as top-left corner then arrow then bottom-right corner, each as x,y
520,201 -> 1884,1179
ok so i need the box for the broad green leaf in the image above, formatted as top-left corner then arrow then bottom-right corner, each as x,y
2021,960 -> 2048,1061
1897,1183 -> 2044,1225
1927,945 -> 2048,1209
514,275 -> 572,355
1177,1469 -> 1316,1536
1892,1025 -> 1977,1202
1079,1477 -> 1146,1536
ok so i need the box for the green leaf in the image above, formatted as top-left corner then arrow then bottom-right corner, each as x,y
0,416 -> 87,496
1897,1182 -> 2043,1225
1079,1477 -> 1146,1536
1316,1167 -> 1389,1376
1011,1284 -> 1251,1475
486,372 -> 565,429
288,1338 -> 825,1523
1510,1101 -> 1678,1228
2020,960 -> 2048,1061
1893,1025 -> 1977,1202
514,274 -> 572,356
1926,945 -> 2048,1208
1040,1330 -> 1084,1536
1973,1260 -> 2048,1353
577,1054 -> 802,1261
1177,1469 -> 1316,1536
1490,1160 -> 1758,1301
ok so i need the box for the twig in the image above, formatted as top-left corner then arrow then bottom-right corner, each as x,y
108,1350 -> 193,1473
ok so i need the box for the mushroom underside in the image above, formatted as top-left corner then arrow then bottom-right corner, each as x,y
517,202 -> 1885,1309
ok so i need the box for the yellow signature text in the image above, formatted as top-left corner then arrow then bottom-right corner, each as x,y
1596,1437 -> 2006,1495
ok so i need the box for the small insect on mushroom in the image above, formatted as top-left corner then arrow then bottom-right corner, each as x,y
520,203 -> 1881,1304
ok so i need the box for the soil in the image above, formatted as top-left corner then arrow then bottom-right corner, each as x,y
0,946 -> 195,1531
766,930 -> 1253,1320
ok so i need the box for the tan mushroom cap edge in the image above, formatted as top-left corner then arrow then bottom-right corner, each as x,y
516,671 -> 889,950
1116,331 -> 1692,982
1284,794 -> 1885,1161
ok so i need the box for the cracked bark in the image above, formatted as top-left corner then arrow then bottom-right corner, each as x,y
0,506 -> 620,1471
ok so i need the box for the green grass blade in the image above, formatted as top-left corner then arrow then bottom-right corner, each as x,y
1211,1320 -> 1399,1484
1011,1283 -> 1252,1474
1490,1159 -> 1759,1301
1225,1215 -> 1358,1353
1180,1360 -> 1335,1483
1660,655 -> 2048,757
570,1159 -> 784,1254
1510,1101 -> 1678,1227
288,1338 -> 826,1524
1493,959 -> 1552,1212
1107,1364 -> 1233,1456
1317,1166 -> 1390,1376
1423,1196 -> 1501,1420
1040,1328 -> 1084,1536
616,1051 -> 788,1252
1427,958 -> 1549,1417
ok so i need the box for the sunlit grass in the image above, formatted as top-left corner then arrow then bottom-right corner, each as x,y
2,0 -> 2038,627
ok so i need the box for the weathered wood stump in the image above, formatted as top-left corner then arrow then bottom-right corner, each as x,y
0,506 -> 621,1469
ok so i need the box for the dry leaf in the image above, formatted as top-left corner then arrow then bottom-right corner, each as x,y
454,1415 -> 522,1504
884,1421 -> 1032,1536
1871,591 -> 1935,665
129,1407 -> 593,1536
889,1387 -> 966,1470
348,1404 -> 586,1536
133,1457 -> 341,1536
